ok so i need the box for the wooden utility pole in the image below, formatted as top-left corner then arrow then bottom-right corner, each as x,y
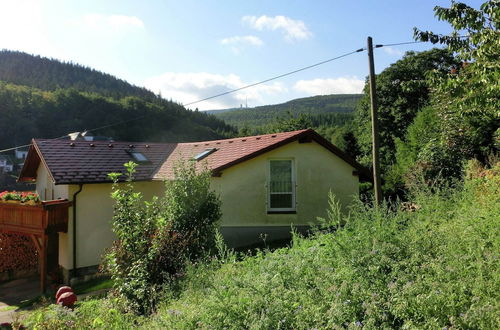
367,36 -> 382,206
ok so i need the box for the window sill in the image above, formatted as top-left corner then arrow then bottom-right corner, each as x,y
267,210 -> 297,214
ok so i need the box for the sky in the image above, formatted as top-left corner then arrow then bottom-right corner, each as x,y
0,0 -> 484,110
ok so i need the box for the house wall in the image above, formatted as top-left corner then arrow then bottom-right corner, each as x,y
35,166 -> 69,200
36,139 -> 359,272
212,140 -> 359,247
60,181 -> 165,270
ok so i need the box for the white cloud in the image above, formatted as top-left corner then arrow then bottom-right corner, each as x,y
82,14 -> 144,30
383,46 -> 404,56
220,35 -> 263,54
242,15 -> 312,41
143,72 -> 287,110
220,35 -> 263,46
293,77 -> 365,95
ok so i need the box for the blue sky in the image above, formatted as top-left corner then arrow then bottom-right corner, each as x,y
0,0 -> 483,110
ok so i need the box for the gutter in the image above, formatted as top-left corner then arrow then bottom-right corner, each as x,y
72,184 -> 84,279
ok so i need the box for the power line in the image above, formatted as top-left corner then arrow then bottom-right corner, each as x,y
0,37 -> 459,154
84,48 -> 365,134
0,47 -> 364,154
182,48 -> 365,107
376,35 -> 469,48
0,134 -> 78,153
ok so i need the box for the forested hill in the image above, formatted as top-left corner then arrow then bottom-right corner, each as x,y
210,94 -> 362,128
0,50 -> 156,100
0,51 -> 237,152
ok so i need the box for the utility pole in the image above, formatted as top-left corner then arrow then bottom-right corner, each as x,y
367,36 -> 382,206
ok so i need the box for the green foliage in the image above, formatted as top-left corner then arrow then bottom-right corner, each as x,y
0,81 -> 236,151
23,296 -> 141,329
414,0 -> 499,166
146,165 -> 499,329
265,111 -> 312,133
0,50 -> 156,100
163,162 -> 222,260
103,161 -> 221,315
213,94 -> 360,128
354,48 -> 460,171
386,106 -> 464,194
24,164 -> 500,328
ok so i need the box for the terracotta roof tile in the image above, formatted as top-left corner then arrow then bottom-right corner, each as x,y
19,129 -> 371,184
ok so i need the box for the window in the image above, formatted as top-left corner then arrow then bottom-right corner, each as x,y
193,148 -> 217,161
268,159 -> 295,211
127,151 -> 149,163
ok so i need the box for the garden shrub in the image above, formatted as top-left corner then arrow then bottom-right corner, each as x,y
146,162 -> 499,329
23,161 -> 499,329
103,161 -> 221,315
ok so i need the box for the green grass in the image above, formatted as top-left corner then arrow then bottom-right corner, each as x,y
23,165 -> 500,329
72,277 -> 113,295
1,277 -> 113,314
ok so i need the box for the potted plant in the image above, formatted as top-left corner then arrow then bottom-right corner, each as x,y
0,191 -> 40,205
0,191 -> 21,203
21,192 -> 40,205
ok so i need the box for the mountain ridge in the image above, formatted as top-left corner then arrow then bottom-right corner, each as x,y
209,94 -> 362,128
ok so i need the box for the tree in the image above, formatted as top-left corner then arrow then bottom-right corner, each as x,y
267,111 -> 312,133
104,161 -> 221,315
354,48 -> 460,170
414,0 -> 499,163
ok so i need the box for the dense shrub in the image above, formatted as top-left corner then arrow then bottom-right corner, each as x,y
103,161 -> 221,315
146,162 -> 499,329
23,162 -> 499,328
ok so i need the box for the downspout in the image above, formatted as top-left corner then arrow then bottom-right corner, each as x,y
72,184 -> 83,280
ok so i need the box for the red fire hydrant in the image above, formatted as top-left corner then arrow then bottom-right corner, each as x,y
55,286 -> 77,308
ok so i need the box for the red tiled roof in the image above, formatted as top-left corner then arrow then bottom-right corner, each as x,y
154,129 -> 314,179
19,129 -> 370,184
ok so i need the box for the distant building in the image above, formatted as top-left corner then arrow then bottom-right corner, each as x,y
65,131 -> 113,142
0,155 -> 13,173
15,148 -> 28,161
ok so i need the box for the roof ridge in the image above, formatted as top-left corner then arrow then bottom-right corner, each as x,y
179,129 -> 312,146
33,129 -> 313,146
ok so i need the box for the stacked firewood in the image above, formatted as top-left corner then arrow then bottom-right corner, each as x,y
0,233 -> 38,273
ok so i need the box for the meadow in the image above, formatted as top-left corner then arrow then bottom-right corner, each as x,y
23,162 -> 499,329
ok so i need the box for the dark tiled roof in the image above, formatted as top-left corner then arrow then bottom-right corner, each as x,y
22,140 -> 176,184
19,129 -> 370,184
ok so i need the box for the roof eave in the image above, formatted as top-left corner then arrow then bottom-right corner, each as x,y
211,129 -> 372,182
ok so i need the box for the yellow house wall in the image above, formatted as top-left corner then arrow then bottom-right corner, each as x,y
36,139 -> 359,270
35,166 -> 68,200
61,181 -> 165,270
211,140 -> 359,227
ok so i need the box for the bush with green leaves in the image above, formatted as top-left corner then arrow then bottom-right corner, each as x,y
104,160 -> 221,315
145,161 -> 499,329
24,161 -> 499,328
411,0 -> 499,179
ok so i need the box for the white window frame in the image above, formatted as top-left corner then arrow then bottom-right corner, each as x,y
267,159 -> 296,212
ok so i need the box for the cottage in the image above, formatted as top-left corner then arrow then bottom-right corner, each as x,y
12,129 -> 368,283
0,155 -> 13,173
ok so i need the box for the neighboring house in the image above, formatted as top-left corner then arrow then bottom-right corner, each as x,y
17,129 -> 369,281
0,155 -> 13,173
14,148 -> 28,161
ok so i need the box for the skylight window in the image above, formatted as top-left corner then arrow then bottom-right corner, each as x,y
127,151 -> 149,163
193,148 -> 217,161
